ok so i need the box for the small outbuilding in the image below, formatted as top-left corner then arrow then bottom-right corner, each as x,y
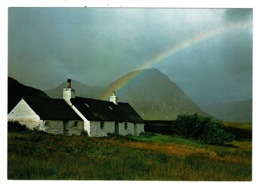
8,96 -> 84,135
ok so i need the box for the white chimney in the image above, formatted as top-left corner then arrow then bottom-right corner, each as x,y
63,79 -> 75,101
109,91 -> 118,105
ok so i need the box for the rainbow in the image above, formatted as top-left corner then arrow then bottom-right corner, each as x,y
100,20 -> 252,100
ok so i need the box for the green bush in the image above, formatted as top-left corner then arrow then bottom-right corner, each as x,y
8,121 -> 28,132
172,114 -> 234,145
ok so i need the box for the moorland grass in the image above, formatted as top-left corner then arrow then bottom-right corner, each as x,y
8,124 -> 252,180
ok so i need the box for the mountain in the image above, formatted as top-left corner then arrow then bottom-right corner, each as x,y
100,68 -> 207,120
46,80 -> 105,99
200,99 -> 252,123
8,77 -> 49,112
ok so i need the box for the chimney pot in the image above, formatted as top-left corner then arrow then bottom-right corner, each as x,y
63,79 -> 75,101
110,91 -> 118,105
67,79 -> 71,88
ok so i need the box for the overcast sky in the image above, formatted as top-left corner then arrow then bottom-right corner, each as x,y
8,8 -> 252,105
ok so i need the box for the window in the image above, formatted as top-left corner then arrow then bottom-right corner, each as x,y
100,122 -> 104,130
124,123 -> 128,130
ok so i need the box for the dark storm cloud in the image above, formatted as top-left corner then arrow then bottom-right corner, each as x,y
225,9 -> 252,22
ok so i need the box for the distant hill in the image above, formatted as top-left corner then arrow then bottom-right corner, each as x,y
100,68 -> 207,120
8,77 -> 49,113
45,80 -> 105,99
200,99 -> 252,123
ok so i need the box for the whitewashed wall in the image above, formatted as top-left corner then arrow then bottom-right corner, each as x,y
88,121 -> 145,137
43,120 -> 64,135
135,123 -> 145,136
65,120 -> 84,136
118,122 -> 134,136
118,122 -> 145,136
43,120 -> 84,135
89,121 -> 115,137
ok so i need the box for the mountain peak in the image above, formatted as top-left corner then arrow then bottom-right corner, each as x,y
100,69 -> 206,120
133,68 -> 168,77
45,79 -> 105,99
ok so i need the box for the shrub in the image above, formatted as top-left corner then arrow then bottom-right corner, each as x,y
225,126 -> 252,140
8,121 -> 28,132
81,130 -> 89,137
106,133 -> 134,142
172,114 -> 234,145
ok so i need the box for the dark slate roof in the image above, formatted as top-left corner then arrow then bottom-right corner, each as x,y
71,97 -> 144,123
22,96 -> 82,120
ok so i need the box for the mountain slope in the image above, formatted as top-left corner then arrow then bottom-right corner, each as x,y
46,80 -> 105,99
8,77 -> 49,112
200,99 -> 252,122
100,68 -> 207,120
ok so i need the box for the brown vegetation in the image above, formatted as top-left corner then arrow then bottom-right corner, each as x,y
8,123 -> 252,180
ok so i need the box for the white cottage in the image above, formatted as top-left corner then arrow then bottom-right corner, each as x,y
62,79 -> 145,137
8,79 -> 145,137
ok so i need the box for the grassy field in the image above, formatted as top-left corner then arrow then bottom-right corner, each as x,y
8,123 -> 252,180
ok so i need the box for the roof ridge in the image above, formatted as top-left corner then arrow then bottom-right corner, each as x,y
74,96 -> 128,105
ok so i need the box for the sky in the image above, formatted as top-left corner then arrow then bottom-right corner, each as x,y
8,8 -> 252,106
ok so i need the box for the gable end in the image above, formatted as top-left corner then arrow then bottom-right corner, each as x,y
8,98 -> 41,122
